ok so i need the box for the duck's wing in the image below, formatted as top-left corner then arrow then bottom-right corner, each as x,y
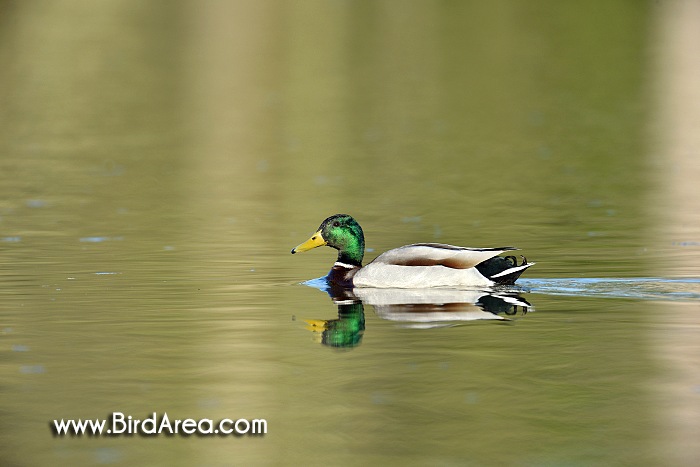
368,243 -> 517,270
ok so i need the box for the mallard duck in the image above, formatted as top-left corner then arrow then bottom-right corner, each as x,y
291,214 -> 534,288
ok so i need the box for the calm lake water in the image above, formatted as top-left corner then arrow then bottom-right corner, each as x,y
1,1 -> 699,466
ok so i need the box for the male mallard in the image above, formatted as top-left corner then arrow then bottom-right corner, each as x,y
291,214 -> 534,288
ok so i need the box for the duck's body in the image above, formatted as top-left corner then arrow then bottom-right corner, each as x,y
292,214 -> 534,289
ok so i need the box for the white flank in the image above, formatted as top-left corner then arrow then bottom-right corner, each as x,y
353,264 -> 493,288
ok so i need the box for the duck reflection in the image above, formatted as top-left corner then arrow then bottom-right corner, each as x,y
305,300 -> 366,348
303,279 -> 532,348
355,288 -> 531,329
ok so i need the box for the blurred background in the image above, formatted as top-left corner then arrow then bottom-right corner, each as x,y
0,1 -> 698,465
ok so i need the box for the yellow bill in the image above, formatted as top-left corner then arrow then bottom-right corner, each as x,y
304,319 -> 329,331
291,230 -> 326,254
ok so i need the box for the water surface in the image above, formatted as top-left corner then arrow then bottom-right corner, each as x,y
1,1 -> 699,466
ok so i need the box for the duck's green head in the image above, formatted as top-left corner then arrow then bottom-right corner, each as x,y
291,214 -> 365,266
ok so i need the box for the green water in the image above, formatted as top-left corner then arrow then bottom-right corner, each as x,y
1,1 -> 699,466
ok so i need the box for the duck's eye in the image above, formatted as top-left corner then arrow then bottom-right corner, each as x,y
333,221 -> 340,227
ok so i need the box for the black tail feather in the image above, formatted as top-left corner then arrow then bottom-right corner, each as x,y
475,255 -> 533,285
